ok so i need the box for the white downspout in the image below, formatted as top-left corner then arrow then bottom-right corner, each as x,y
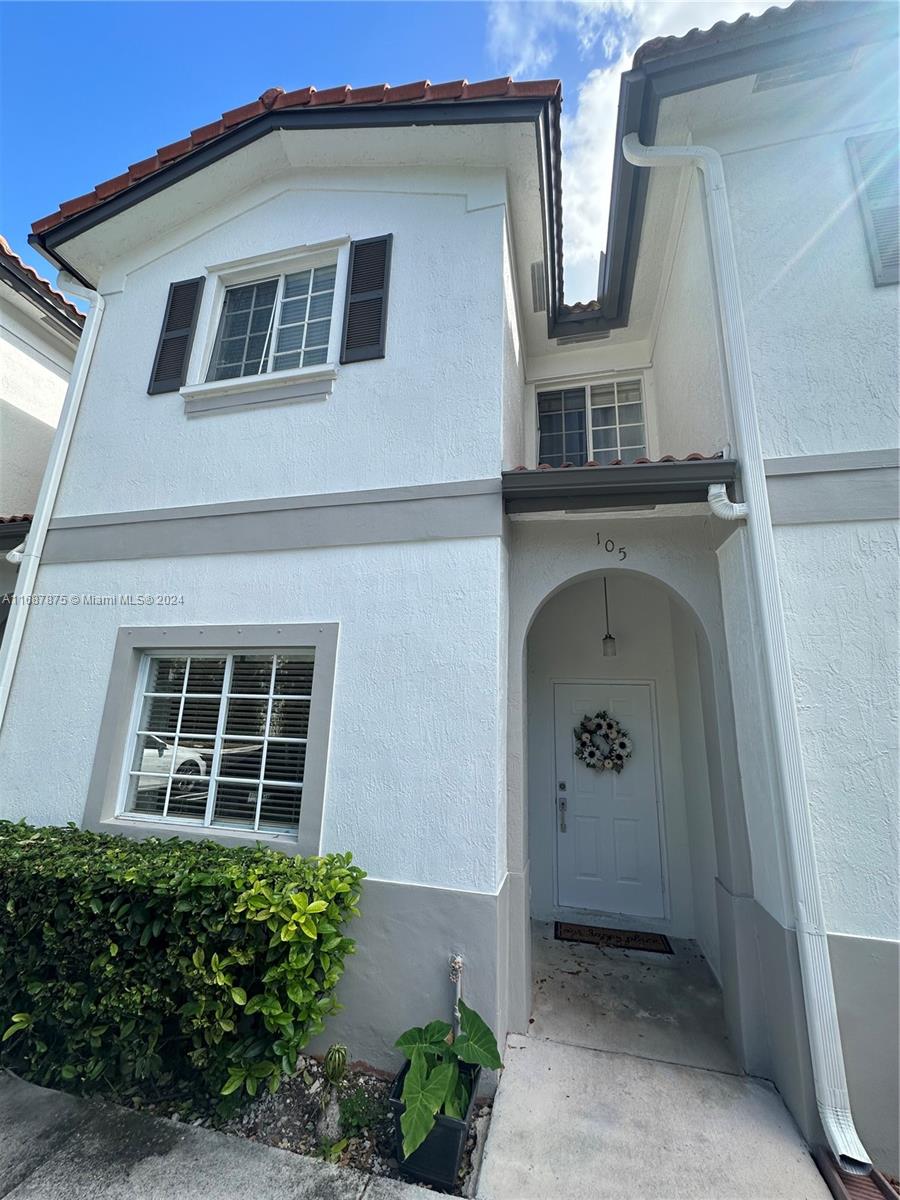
707,481 -> 748,521
622,133 -> 870,1174
0,275 -> 105,732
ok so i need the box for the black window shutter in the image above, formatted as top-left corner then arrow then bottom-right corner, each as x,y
847,131 -> 899,287
340,235 -> 392,363
147,277 -> 205,394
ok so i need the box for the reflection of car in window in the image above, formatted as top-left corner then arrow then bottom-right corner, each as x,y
139,735 -> 207,793
138,737 -> 266,794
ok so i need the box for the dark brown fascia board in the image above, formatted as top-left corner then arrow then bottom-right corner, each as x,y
0,261 -> 83,339
0,521 -> 32,547
546,0 -> 897,338
502,459 -> 738,513
28,98 -> 551,290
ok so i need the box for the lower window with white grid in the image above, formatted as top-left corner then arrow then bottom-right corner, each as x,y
120,651 -> 314,835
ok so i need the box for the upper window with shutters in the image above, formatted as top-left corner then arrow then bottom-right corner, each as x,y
207,261 -> 337,381
148,235 -> 392,413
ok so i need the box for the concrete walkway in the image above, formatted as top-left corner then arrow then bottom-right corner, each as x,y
0,1073 -> 432,1200
477,925 -> 830,1200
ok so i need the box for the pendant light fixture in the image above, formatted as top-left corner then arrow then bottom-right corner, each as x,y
602,576 -> 617,657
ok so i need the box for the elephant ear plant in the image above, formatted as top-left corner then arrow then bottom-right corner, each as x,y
395,999 -> 502,1159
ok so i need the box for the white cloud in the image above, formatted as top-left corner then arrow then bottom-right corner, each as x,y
487,1 -> 772,300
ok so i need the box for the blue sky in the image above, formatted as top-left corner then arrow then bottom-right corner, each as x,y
0,1 -> 769,302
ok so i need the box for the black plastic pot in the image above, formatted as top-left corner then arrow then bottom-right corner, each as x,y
389,1060 -> 481,1190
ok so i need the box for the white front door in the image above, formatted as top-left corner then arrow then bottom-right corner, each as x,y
555,682 -> 665,918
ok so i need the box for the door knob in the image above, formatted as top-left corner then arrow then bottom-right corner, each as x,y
558,794 -> 567,833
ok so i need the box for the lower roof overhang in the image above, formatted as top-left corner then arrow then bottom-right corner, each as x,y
0,520 -> 32,549
502,459 -> 739,514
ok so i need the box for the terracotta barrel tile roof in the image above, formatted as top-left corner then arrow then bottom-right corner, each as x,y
633,0 -> 819,66
31,77 -> 561,238
512,452 -> 724,471
0,236 -> 84,325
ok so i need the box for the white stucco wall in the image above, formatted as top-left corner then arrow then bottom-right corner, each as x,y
716,527 -> 794,928
53,168 -> 513,518
774,520 -> 899,941
500,219 -> 526,470
717,45 -> 899,459
651,174 -> 731,460
0,536 -> 508,894
0,295 -> 73,514
670,600 -> 720,970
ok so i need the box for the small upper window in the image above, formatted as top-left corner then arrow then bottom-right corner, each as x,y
537,379 -> 646,467
207,262 -> 337,382
122,651 -> 315,835
847,131 -> 899,287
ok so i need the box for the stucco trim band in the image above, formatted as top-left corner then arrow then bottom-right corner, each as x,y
83,622 -> 338,857
44,479 -> 503,563
765,456 -> 899,524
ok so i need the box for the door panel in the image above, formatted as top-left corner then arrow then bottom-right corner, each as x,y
555,682 -> 664,918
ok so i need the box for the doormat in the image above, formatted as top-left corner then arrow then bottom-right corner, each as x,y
554,922 -> 673,954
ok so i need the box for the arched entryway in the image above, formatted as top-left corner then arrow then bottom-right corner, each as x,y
524,569 -> 742,1068
503,515 -> 775,1081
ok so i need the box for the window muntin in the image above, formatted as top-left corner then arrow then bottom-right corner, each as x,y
122,651 -> 315,835
537,379 -> 646,467
207,262 -> 337,382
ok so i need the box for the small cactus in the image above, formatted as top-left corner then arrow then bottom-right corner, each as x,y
324,1042 -> 348,1087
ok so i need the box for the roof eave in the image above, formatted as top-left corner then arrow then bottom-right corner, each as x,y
0,259 -> 84,338
29,97 -> 555,291
547,0 -> 897,339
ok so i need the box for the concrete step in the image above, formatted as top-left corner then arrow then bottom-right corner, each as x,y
477,1034 -> 831,1200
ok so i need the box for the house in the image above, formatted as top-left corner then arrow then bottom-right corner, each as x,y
0,0 -> 896,1180
0,238 -> 83,624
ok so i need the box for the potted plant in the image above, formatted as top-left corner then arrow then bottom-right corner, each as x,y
389,998 -> 502,1189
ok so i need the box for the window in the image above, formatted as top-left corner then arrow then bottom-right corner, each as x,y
122,650 -> 315,835
847,131 -> 899,287
537,379 -> 647,467
207,262 -> 337,382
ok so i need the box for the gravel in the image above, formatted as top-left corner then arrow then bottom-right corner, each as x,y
219,1054 -> 491,1195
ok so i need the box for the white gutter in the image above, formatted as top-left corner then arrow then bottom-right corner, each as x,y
0,275 -> 105,731
622,133 -> 870,1175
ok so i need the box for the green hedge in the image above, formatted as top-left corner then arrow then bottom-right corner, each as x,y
0,821 -> 364,1109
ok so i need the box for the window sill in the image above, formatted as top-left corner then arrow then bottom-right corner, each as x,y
97,814 -> 303,853
180,365 -> 337,417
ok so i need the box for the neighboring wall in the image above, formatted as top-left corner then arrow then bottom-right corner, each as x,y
720,48 -> 899,460
721,50 -> 900,1172
0,292 -> 72,513
661,43 -> 900,1170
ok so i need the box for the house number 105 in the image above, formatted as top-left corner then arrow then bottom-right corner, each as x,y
597,535 -> 627,560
